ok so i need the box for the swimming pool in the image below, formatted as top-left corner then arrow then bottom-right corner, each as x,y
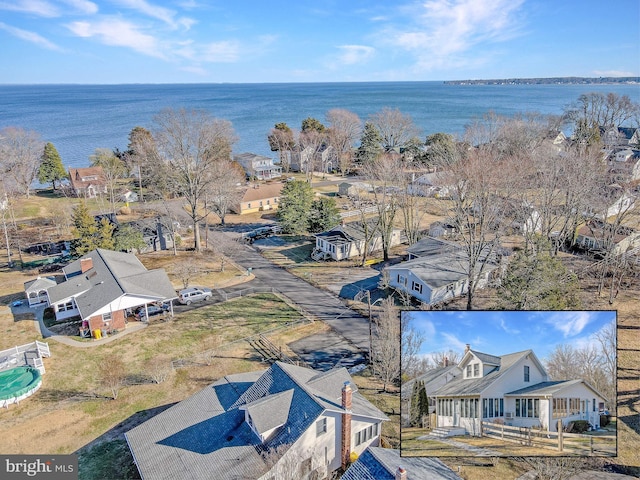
0,366 -> 42,408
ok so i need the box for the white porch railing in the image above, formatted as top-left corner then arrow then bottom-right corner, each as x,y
0,341 -> 51,374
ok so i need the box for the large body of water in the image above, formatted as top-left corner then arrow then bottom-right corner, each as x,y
1,82 -> 639,170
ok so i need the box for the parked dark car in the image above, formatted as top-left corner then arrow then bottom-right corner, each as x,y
135,304 -> 165,320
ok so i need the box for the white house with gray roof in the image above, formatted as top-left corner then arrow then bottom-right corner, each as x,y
385,237 -> 501,305
46,249 -> 176,334
125,361 -> 388,480
312,220 -> 402,261
433,345 -> 607,435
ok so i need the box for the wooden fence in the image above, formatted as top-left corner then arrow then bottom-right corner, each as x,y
481,420 -> 615,456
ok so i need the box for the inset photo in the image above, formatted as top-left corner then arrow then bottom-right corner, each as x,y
401,310 -> 617,457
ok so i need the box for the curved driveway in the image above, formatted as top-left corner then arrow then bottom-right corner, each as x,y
211,232 -> 372,356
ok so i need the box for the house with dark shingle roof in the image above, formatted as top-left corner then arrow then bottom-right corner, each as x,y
125,361 -> 388,480
342,447 -> 462,480
46,249 -> 177,333
433,345 -> 607,435
68,167 -> 108,198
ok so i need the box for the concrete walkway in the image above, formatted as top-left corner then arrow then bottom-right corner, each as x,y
416,434 -> 501,457
11,303 -> 149,348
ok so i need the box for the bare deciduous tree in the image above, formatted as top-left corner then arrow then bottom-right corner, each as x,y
153,108 -> 237,252
369,107 -> 420,151
206,159 -> 244,226
326,108 -> 362,175
172,256 -> 205,289
267,122 -> 296,173
432,349 -> 462,367
401,311 -> 426,380
98,357 -> 127,400
0,127 -> 45,198
90,147 -> 127,214
146,355 -> 173,384
372,297 -> 400,392
363,152 -> 405,261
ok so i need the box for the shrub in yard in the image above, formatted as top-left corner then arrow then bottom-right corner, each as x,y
600,414 -> 611,427
118,206 -> 132,215
571,420 -> 590,433
43,306 -> 55,322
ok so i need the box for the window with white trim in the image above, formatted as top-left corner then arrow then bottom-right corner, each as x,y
316,418 -> 327,437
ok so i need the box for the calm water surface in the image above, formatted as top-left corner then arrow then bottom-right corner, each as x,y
0,82 -> 638,169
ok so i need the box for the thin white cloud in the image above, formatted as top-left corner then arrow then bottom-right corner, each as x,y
66,17 -> 164,58
0,21 -> 62,50
441,332 -> 467,352
337,45 -> 375,65
593,69 -> 637,77
0,0 -> 59,17
546,312 -> 594,338
385,0 -> 525,71
200,40 -> 240,63
499,317 -> 520,335
61,0 -> 98,15
114,0 -> 195,30
415,318 -> 436,338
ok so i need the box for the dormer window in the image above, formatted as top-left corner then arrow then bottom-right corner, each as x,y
473,363 -> 479,377
466,365 -> 472,377
524,365 -> 530,382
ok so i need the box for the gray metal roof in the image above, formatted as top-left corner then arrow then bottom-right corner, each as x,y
434,350 -> 531,397
47,249 -> 176,317
126,362 -> 387,480
342,448 -> 462,480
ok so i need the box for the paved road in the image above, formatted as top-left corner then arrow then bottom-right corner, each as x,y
210,231 -> 373,356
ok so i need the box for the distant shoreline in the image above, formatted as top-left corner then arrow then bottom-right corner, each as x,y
445,76 -> 640,86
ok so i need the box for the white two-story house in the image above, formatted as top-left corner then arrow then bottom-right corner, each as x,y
433,345 -> 606,435
126,361 -> 388,480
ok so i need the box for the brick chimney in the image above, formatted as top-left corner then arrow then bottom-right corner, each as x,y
444,356 -> 449,367
341,382 -> 352,470
395,467 -> 407,480
465,344 -> 471,354
80,257 -> 93,273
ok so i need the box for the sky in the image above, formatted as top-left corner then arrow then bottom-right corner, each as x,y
0,0 -> 639,84
406,310 -> 617,363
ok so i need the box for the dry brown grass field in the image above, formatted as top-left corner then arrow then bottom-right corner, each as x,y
0,190 -> 638,479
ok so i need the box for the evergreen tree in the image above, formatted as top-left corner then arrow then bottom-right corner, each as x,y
114,224 -> 146,253
38,142 -> 67,190
301,117 -> 326,133
308,197 -> 340,233
277,180 -> 314,234
409,380 -> 429,427
356,122 -> 383,163
71,203 -> 115,256
498,238 -> 580,310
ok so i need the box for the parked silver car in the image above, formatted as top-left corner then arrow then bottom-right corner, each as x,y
178,287 -> 213,305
